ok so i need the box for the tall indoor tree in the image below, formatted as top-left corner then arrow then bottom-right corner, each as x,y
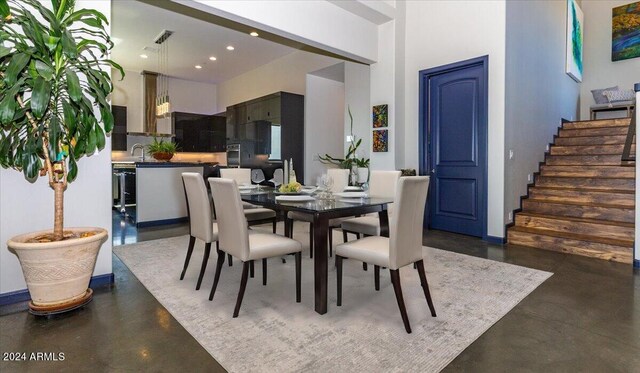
0,0 -> 123,241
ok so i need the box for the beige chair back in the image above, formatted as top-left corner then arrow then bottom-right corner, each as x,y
327,168 -> 349,193
208,177 -> 251,261
369,170 -> 401,198
389,176 -> 430,270
220,168 -> 251,185
182,173 -> 214,243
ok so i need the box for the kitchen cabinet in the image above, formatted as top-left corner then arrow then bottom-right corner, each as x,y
111,105 -> 127,151
173,112 -> 226,152
226,92 -> 304,181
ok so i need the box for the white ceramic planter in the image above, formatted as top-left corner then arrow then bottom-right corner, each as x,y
357,167 -> 369,183
7,227 -> 108,307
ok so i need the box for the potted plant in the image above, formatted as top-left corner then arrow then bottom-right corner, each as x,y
355,156 -> 370,183
0,0 -> 123,313
147,137 -> 177,162
319,107 -> 368,184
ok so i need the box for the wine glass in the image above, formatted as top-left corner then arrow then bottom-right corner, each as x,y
251,169 -> 266,192
318,174 -> 334,199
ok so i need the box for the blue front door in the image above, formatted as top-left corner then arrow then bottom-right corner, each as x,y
420,57 -> 488,238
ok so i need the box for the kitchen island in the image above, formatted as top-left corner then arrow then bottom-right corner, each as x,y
113,161 -> 219,227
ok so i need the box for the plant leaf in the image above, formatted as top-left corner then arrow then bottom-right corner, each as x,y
4,53 -> 30,86
61,29 -> 77,58
94,123 -> 105,150
31,77 -> 51,119
100,106 -> 113,133
66,69 -> 82,102
34,59 -> 54,80
0,0 -> 9,18
67,152 -> 77,182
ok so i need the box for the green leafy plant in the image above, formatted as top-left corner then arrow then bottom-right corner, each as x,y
355,157 -> 369,168
147,137 -> 177,156
318,106 -> 368,169
0,0 -> 124,240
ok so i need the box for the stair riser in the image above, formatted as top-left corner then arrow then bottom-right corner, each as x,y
562,119 -> 631,129
522,200 -> 634,223
559,127 -> 630,137
545,155 -> 623,165
539,166 -> 634,178
550,145 -> 630,155
554,135 -> 628,146
529,188 -> 635,207
535,176 -> 634,191
507,230 -> 632,264
515,215 -> 634,242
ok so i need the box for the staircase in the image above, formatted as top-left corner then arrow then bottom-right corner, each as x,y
508,117 -> 635,264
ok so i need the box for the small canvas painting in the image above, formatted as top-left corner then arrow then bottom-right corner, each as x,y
372,104 -> 388,128
373,130 -> 388,152
565,0 -> 583,82
612,1 -> 640,61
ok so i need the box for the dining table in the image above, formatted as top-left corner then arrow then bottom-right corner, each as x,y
240,188 -> 392,315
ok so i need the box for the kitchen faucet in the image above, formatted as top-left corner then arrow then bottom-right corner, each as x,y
131,143 -> 145,161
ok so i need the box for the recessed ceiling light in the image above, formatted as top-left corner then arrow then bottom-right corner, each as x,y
209,56 -> 217,61
140,54 -> 148,59
226,45 -> 235,51
250,31 -> 259,37
195,65 -> 202,69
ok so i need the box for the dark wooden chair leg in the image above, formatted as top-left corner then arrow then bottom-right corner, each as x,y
390,269 -> 412,334
228,254 -> 233,267
295,252 -> 301,302
342,230 -> 348,243
272,218 -> 277,234
336,255 -> 343,306
356,233 -> 361,239
233,262 -> 251,318
208,249 -> 226,300
309,223 -> 314,259
374,265 -> 380,291
196,242 -> 211,290
363,262 -> 368,271
289,220 -> 295,238
262,258 -> 267,286
329,228 -> 333,257
250,260 -> 255,278
180,236 -> 196,280
416,260 -> 437,317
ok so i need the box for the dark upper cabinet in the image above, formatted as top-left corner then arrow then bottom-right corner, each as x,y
226,92 -> 304,181
173,112 -> 226,153
111,105 -> 127,151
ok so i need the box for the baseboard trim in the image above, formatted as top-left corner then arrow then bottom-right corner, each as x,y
634,259 -> 639,269
137,217 -> 188,228
486,235 -> 506,244
0,273 -> 114,306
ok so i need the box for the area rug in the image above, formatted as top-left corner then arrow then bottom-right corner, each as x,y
114,225 -> 552,372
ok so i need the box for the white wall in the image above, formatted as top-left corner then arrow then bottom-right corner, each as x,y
580,0 -> 640,120
400,0 -> 506,238
345,62 -> 372,164
216,50 -> 340,110
636,88 -> 639,263
180,0 -> 378,63
504,0 -> 581,226
304,75 -> 345,185
1,0 -> 113,295
112,69 -> 217,133
370,20 -> 396,171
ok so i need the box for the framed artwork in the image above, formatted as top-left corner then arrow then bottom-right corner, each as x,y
612,1 -> 640,61
565,0 -> 584,82
372,104 -> 388,128
373,130 -> 388,152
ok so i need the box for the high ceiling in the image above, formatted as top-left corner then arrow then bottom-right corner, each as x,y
111,1 -> 297,84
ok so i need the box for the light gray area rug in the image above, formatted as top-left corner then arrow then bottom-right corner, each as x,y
114,225 -> 551,372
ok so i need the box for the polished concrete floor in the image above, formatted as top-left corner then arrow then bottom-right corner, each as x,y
1,211 -> 638,372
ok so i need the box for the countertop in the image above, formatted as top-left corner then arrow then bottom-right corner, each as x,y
112,161 -> 219,168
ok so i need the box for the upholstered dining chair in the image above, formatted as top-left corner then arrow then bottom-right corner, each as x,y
287,168 -> 350,258
335,176 -> 436,334
181,173 -> 219,291
208,178 -> 302,317
341,170 -> 401,270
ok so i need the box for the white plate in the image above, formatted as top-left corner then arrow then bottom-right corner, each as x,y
334,192 -> 368,198
301,187 -> 318,194
343,186 -> 363,191
276,195 -> 315,202
238,185 -> 258,190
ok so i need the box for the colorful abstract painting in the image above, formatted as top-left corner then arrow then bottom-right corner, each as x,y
565,0 -> 583,82
612,1 -> 640,61
372,104 -> 388,128
373,130 -> 388,152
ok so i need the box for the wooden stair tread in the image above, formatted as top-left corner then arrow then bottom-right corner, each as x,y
515,211 -> 635,228
525,198 -> 633,210
509,226 -> 633,247
531,186 -> 635,195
